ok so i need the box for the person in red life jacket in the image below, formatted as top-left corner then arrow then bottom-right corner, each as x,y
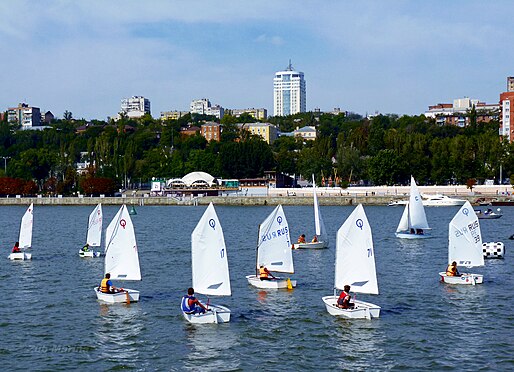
337,285 -> 355,309
297,234 -> 306,243
259,265 -> 276,280
12,242 -> 21,253
99,273 -> 123,294
311,235 -> 318,243
181,287 -> 207,314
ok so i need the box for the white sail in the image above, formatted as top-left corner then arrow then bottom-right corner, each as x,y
312,175 -> 328,243
86,203 -> 103,247
104,205 -> 141,281
396,204 -> 409,233
448,201 -> 484,268
192,203 -> 231,296
409,176 -> 430,229
19,203 -> 34,249
334,204 -> 378,295
257,205 -> 294,273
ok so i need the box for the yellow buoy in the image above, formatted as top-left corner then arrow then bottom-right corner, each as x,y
287,278 -> 293,290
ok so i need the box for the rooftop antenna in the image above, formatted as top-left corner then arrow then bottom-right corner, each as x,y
287,59 -> 293,71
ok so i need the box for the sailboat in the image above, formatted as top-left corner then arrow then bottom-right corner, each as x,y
292,175 -> 329,249
182,203 -> 231,324
246,205 -> 297,289
79,203 -> 102,258
395,176 -> 431,239
439,201 -> 484,285
94,205 -> 141,303
8,203 -> 34,260
322,204 -> 381,319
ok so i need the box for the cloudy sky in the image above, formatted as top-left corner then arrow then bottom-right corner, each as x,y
1,1 -> 513,120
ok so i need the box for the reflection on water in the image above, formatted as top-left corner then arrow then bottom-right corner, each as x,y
94,303 -> 145,368
183,322 -> 240,371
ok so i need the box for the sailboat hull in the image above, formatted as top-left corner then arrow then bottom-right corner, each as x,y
8,252 -> 31,260
182,303 -> 231,324
246,275 -> 296,289
439,272 -> 483,285
322,296 -> 380,319
292,241 -> 328,249
395,232 -> 432,239
79,250 -> 101,258
94,287 -> 140,303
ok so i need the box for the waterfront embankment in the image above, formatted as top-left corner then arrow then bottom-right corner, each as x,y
0,184 -> 511,206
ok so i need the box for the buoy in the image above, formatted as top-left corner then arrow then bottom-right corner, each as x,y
287,278 -> 293,290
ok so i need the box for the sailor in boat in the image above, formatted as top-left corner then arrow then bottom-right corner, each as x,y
337,285 -> 355,309
311,235 -> 318,243
259,265 -> 277,281
181,287 -> 207,314
98,273 -> 124,294
80,243 -> 90,253
297,234 -> 306,244
415,229 -> 424,235
445,261 -> 461,277
11,241 -> 20,253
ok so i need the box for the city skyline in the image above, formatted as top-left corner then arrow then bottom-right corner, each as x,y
1,1 -> 514,120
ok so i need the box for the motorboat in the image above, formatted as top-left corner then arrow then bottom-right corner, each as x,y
421,194 -> 466,206
474,208 -> 502,219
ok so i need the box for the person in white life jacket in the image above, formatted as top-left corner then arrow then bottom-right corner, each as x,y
181,287 -> 207,314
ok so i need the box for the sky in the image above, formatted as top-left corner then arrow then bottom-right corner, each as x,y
1,0 -> 514,120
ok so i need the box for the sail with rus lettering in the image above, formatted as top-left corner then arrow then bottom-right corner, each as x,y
439,201 -> 484,285
246,205 -> 297,289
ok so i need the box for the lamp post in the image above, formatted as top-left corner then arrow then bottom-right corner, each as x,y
1,156 -> 10,174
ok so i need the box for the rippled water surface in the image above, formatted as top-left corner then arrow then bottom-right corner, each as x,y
1,204 -> 513,371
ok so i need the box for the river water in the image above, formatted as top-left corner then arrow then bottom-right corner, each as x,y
0,204 -> 513,371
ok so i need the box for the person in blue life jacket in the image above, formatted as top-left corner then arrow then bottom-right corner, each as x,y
181,287 -> 207,314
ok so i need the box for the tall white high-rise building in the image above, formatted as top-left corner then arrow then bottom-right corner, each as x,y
273,61 -> 306,116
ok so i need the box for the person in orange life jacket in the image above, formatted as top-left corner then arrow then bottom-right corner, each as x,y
99,273 -> 123,294
181,287 -> 207,314
259,265 -> 276,280
337,285 -> 355,309
311,235 -> 318,243
12,241 -> 20,253
297,234 -> 306,243
446,261 -> 461,277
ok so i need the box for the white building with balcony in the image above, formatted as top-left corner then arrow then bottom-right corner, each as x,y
120,96 -> 151,119
7,103 -> 41,129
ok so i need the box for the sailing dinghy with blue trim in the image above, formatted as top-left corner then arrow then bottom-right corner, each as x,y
182,203 -> 231,324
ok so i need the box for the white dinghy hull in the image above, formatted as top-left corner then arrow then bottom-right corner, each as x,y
182,303 -> 231,324
292,241 -> 328,249
246,275 -> 296,289
8,252 -> 32,260
79,250 -> 101,258
395,232 -> 431,239
322,295 -> 381,319
94,287 -> 140,303
439,272 -> 483,285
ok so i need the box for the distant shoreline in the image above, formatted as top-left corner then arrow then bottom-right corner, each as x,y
0,184 -> 511,206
